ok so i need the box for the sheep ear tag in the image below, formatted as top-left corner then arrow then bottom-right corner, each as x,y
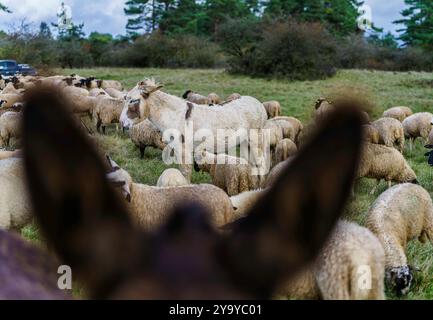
22,88 -> 139,297
221,106 -> 363,298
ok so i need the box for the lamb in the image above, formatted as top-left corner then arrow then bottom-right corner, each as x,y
0,158 -> 32,230
89,88 -> 108,97
366,183 -> 433,296
227,93 -> 242,101
0,93 -> 23,108
208,93 -> 222,105
194,151 -> 265,196
383,106 -> 413,122
402,112 -> 433,150
106,158 -> 234,230
362,124 -> 380,144
281,220 -> 385,300
182,90 -> 209,105
105,87 -> 126,100
263,101 -> 282,119
157,168 -> 189,188
0,111 -> 23,148
92,96 -> 124,134
372,117 -> 405,152
273,139 -> 298,166
357,143 -> 417,194
130,119 -> 166,159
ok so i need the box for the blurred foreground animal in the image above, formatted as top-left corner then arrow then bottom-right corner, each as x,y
0,88 -> 363,299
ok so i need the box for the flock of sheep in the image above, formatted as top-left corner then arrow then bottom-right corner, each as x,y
0,73 -> 432,300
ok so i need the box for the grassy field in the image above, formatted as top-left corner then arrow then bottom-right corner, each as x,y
24,67 -> 433,299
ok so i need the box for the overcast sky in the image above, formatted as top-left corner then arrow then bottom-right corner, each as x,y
0,0 -> 407,36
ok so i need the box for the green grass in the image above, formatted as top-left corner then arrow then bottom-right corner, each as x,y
28,68 -> 433,299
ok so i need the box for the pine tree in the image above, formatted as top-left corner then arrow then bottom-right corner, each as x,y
394,0 -> 433,49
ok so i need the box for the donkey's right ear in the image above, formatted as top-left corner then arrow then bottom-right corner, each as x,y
221,106 -> 363,298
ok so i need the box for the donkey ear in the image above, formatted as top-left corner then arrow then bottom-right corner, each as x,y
221,106 -> 363,298
22,88 -> 141,296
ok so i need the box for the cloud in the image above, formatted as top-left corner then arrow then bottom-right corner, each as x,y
364,0 -> 406,34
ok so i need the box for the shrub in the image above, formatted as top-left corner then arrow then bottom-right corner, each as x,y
218,19 -> 339,80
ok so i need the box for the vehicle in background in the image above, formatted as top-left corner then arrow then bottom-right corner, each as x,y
0,60 -> 37,77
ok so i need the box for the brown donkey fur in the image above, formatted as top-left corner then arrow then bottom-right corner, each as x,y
0,87 -> 363,299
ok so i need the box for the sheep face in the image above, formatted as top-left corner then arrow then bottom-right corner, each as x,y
106,156 -> 133,202
0,100 -> 7,107
386,266 -> 413,296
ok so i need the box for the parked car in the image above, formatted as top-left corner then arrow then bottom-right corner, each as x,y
0,60 -> 37,76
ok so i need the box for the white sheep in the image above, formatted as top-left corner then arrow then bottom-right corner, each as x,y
357,143 -> 417,194
402,112 -> 433,150
92,96 -> 124,134
372,117 -> 405,152
0,158 -> 32,230
195,151 -> 265,196
281,221 -> 385,300
130,119 -> 166,159
383,106 -> 413,122
263,101 -> 282,119
366,183 -> 433,296
99,80 -> 123,91
157,168 -> 189,188
106,159 -> 234,230
0,111 -> 22,148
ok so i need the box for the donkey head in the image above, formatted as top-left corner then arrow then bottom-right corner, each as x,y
20,87 -> 363,299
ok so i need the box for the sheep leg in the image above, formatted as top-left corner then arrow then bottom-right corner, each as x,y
388,180 -> 392,189
140,146 -> 146,159
102,126 -> 106,135
96,120 -> 102,133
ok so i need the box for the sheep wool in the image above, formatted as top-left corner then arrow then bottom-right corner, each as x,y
383,106 -> 413,122
362,124 -> 380,144
357,143 -> 417,191
230,189 -> 264,221
273,116 -> 303,143
183,90 -> 210,105
130,119 -> 166,159
227,93 -> 242,101
0,158 -> 32,230
105,88 -> 126,100
263,101 -> 282,119
403,112 -> 433,144
157,169 -> 189,188
0,111 -> 22,148
366,183 -> 433,295
281,221 -> 385,300
274,139 -> 298,166
92,96 -> 124,134
372,117 -> 405,152
107,167 -> 234,230
269,119 -> 296,141
0,94 -> 23,108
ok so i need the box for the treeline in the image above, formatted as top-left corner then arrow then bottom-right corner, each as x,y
0,0 -> 433,79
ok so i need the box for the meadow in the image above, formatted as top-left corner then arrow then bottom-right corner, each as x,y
23,67 -> 433,299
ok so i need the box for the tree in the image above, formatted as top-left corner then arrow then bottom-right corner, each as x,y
39,22 -> 53,39
394,0 -> 433,50
159,0 -> 207,35
263,0 -> 363,36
